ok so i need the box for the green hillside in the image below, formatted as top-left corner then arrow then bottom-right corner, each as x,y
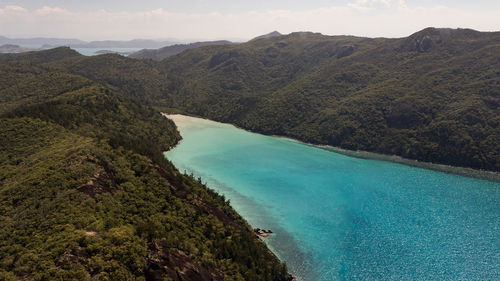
157,28 -> 500,171
27,28 -> 499,171
129,40 -> 233,61
0,52 -> 288,280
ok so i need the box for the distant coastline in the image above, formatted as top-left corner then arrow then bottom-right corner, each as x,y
163,113 -> 500,183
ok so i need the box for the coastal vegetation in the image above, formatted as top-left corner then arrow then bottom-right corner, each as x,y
157,28 -> 500,171
0,51 -> 288,280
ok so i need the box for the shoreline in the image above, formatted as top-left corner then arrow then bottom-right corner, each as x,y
162,113 -> 500,183
316,145 -> 500,182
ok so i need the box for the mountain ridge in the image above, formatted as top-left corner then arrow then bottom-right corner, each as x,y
129,40 -> 234,61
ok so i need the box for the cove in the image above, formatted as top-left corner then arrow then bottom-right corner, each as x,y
164,114 -> 500,281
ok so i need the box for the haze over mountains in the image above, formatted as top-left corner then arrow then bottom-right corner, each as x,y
128,31 -> 284,62
0,35 -> 179,49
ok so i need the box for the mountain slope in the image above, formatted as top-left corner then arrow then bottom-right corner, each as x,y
129,40 -> 233,61
0,50 -> 289,281
157,28 -> 500,171
252,31 -> 283,40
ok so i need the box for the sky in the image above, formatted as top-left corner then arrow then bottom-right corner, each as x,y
0,0 -> 499,41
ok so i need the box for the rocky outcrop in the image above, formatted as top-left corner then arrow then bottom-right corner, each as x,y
146,241 -> 224,281
77,157 -> 118,198
397,27 -> 482,52
337,45 -> 355,58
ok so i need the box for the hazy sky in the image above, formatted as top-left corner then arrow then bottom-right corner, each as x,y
1,0 -> 499,40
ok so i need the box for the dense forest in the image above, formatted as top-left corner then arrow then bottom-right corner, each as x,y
17,27 -> 499,171
158,27 -> 500,172
0,51 -> 289,280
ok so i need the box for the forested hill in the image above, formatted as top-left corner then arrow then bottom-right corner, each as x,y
158,27 -> 500,172
129,40 -> 233,61
33,27 -> 499,172
0,50 -> 289,280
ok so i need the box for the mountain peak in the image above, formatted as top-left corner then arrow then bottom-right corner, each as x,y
252,31 -> 283,41
399,27 -> 481,52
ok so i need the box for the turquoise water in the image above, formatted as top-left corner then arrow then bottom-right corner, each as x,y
165,115 -> 500,281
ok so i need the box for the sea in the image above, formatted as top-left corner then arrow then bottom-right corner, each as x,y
165,114 -> 500,281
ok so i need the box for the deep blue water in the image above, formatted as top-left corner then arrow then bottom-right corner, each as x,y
165,115 -> 500,281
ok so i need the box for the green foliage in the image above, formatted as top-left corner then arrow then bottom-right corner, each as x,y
2,27 -> 497,279
0,51 -> 288,280
156,28 -> 500,171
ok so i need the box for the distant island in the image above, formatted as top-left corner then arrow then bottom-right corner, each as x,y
0,44 -> 37,53
0,35 -> 180,49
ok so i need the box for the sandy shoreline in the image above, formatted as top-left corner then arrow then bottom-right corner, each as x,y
162,113 -> 500,182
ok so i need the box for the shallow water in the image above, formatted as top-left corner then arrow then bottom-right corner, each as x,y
165,115 -> 500,281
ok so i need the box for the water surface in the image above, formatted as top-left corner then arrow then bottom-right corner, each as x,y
165,115 -> 500,281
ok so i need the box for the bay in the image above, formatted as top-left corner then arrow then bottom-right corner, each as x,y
165,114 -> 500,281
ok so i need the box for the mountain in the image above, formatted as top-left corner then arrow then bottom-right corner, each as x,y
5,27 -> 498,173
0,49 -> 289,280
129,40 -> 233,61
154,27 -> 500,171
252,31 -> 283,40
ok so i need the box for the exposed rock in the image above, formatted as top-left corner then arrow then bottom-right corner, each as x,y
398,27 -> 445,52
397,27 -> 481,52
192,197 -> 241,228
55,247 -> 92,276
254,228 -> 273,237
337,45 -> 355,58
146,241 -> 224,281
77,157 -> 118,198
149,164 -> 241,228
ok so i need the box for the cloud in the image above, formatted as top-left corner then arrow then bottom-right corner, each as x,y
0,2 -> 498,40
0,5 -> 28,13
